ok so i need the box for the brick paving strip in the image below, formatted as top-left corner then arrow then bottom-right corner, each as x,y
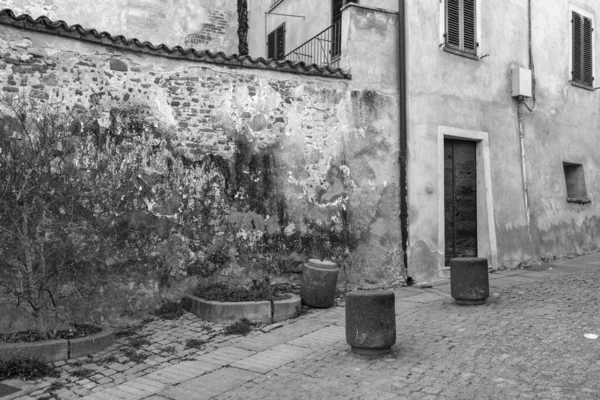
9,254 -> 600,400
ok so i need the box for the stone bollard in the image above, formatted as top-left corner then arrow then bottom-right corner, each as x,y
345,290 -> 396,355
450,257 -> 489,305
300,259 -> 339,308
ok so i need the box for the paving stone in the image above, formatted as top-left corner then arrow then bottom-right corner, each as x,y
231,344 -> 314,374
399,292 -> 447,304
232,319 -> 332,352
144,360 -> 217,384
194,346 -> 255,367
287,325 -> 345,349
159,367 -> 261,400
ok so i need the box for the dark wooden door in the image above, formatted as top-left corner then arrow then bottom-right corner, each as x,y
444,139 -> 477,264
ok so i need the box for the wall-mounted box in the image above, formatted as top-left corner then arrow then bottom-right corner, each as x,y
511,67 -> 532,97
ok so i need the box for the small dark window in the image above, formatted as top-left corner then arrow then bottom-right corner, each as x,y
563,162 -> 591,204
267,23 -> 285,60
572,11 -> 594,89
445,0 -> 477,56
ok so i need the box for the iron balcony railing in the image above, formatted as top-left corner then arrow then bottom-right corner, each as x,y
283,19 -> 342,68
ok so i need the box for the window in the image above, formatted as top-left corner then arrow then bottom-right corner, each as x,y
571,11 -> 594,89
267,23 -> 285,60
331,0 -> 358,59
444,0 -> 477,57
563,162 -> 591,204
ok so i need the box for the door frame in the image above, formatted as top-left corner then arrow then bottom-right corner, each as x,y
437,125 -> 498,269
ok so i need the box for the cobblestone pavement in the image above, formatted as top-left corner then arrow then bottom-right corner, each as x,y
7,254 -> 600,400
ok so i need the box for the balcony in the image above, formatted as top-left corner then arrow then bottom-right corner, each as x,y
283,20 -> 342,68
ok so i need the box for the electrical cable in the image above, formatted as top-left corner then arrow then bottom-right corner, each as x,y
523,0 -> 536,111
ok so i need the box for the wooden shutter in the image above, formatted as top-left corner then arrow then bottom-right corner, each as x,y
583,16 -> 593,86
446,0 -> 461,49
276,23 -> 285,60
446,0 -> 476,54
463,0 -> 476,53
572,11 -> 594,87
267,24 -> 285,60
267,30 -> 276,59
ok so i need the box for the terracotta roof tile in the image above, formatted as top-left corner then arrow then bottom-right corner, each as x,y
0,9 -> 351,79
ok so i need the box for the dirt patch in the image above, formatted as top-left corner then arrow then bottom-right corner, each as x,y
0,324 -> 101,343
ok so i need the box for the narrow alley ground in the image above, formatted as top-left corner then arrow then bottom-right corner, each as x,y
5,254 -> 600,400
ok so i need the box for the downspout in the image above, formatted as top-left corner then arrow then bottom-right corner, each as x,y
398,0 -> 409,278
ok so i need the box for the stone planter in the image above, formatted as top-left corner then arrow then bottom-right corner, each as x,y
345,290 -> 396,355
273,294 -> 302,323
300,259 -> 339,308
450,257 -> 489,305
0,325 -> 114,362
184,294 -> 301,325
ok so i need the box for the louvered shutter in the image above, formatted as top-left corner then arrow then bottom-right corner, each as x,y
463,0 -> 476,53
572,12 -> 583,83
572,12 -> 594,87
446,0 -> 460,49
276,24 -> 285,60
583,16 -> 593,86
446,0 -> 477,54
267,30 -> 276,59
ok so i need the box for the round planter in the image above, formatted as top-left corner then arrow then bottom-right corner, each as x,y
0,325 -> 115,362
450,257 -> 489,305
184,295 -> 271,325
345,290 -> 396,355
300,259 -> 339,308
273,294 -> 302,323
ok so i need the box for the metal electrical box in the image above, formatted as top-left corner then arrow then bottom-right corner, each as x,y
511,67 -> 532,98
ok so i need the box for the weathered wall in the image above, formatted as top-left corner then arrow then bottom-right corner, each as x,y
406,0 -> 600,282
0,8 -> 402,330
0,0 -> 239,53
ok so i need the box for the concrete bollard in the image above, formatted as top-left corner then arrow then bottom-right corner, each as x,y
450,257 -> 489,305
345,290 -> 396,355
300,259 -> 339,308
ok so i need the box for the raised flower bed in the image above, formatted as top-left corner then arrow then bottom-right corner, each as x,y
0,325 -> 115,363
184,282 -> 301,325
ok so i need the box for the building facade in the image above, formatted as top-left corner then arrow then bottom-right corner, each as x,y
247,0 -> 600,283
1,0 -> 599,299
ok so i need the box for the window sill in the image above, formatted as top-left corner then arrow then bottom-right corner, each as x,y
570,81 -> 595,91
442,46 -> 479,61
567,197 -> 591,204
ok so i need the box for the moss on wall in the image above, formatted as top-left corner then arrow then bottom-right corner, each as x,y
0,29 -> 403,331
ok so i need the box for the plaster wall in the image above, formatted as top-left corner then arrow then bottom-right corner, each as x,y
406,0 -> 600,282
0,9 -> 402,329
248,0 -> 398,59
0,0 -> 239,53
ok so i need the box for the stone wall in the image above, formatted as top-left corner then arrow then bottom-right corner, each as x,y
0,11 -> 402,331
0,0 -> 239,53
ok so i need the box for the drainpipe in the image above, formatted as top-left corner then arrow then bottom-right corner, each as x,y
398,0 -> 409,277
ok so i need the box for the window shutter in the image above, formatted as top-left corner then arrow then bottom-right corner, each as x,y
332,0 -> 344,23
446,0 -> 461,49
276,24 -> 285,60
572,12 -> 583,83
463,0 -> 476,53
583,16 -> 593,85
267,30 -> 276,59
572,11 -> 594,87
